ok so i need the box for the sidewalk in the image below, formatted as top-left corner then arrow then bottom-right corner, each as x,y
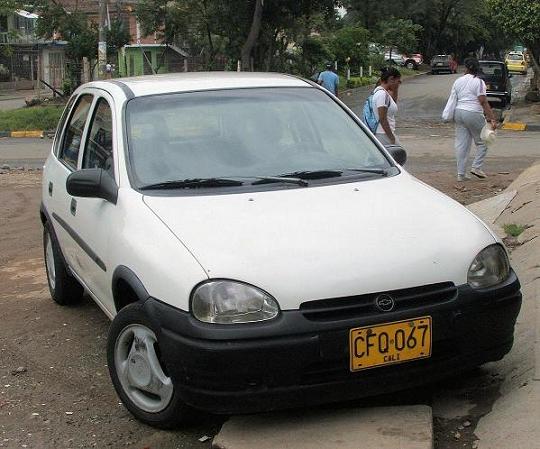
468,163 -> 540,448
0,89 -> 53,111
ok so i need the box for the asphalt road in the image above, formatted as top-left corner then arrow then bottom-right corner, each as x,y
341,69 -> 532,122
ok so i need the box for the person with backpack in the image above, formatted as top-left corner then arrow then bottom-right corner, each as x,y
363,67 -> 402,146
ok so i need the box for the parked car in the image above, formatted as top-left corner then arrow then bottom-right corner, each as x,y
505,52 -> 528,75
431,55 -> 458,74
41,72 -> 522,428
402,54 -> 422,70
479,60 -> 512,109
384,51 -> 405,66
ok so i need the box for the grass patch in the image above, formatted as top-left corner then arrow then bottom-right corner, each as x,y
503,223 -> 526,237
0,105 -> 64,131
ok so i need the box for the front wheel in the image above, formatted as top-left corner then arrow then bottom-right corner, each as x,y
107,304 -> 190,429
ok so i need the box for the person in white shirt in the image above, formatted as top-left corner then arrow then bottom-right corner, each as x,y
373,67 -> 402,146
450,58 -> 497,181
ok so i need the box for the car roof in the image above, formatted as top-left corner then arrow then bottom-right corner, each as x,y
84,72 -> 312,98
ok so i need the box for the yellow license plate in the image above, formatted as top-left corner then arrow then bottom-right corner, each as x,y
349,317 -> 432,372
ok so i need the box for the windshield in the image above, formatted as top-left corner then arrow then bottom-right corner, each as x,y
126,87 -> 392,188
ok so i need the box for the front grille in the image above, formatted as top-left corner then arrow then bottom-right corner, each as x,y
300,282 -> 457,321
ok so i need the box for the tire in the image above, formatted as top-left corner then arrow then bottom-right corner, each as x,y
43,221 -> 84,305
107,303 -> 190,429
406,61 -> 416,70
431,70 -> 436,75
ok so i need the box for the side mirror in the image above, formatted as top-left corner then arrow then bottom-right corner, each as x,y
66,168 -> 118,204
386,144 -> 407,165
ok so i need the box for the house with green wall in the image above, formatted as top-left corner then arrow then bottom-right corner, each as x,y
118,44 -> 189,77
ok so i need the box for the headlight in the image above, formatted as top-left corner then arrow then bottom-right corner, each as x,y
467,244 -> 510,289
191,280 -> 279,324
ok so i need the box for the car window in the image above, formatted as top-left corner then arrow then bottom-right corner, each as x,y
53,94 -> 77,156
82,98 -> 114,176
59,94 -> 93,169
507,54 -> 523,61
480,63 -> 505,78
432,56 -> 448,63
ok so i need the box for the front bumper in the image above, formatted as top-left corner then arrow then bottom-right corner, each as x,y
143,271 -> 521,414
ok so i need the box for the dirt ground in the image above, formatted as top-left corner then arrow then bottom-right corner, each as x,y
0,168 -> 525,449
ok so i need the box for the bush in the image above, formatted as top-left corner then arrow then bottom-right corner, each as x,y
342,76 -> 378,89
0,105 -> 64,131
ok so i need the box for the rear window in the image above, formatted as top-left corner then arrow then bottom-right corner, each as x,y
432,56 -> 449,63
507,54 -> 523,61
480,63 -> 505,76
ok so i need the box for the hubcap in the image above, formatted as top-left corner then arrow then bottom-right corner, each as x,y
114,324 -> 174,413
45,233 -> 56,290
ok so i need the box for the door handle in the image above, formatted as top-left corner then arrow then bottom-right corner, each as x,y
48,182 -> 53,196
70,198 -> 77,216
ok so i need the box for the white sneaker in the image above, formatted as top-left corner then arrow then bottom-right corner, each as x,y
470,168 -> 487,178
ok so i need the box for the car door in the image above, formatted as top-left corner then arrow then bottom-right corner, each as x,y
70,91 -> 119,315
45,93 -> 94,273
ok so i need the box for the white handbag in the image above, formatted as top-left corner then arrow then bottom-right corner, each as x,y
442,88 -> 457,122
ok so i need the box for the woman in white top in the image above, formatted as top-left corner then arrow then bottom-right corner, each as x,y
450,58 -> 497,181
373,67 -> 402,146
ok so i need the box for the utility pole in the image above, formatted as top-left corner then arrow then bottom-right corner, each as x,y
98,0 -> 107,79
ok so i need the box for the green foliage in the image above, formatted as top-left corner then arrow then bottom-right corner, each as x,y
329,25 -> 370,69
343,75 -> 377,88
487,0 -> 540,46
0,0 -> 23,14
107,20 -> 131,57
376,18 -> 422,55
62,78 -> 74,96
301,36 -> 334,75
35,2 -> 97,62
0,106 -> 63,131
503,223 -> 526,237
487,0 -> 540,87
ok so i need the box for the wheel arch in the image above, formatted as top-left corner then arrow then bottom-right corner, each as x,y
112,265 -> 150,313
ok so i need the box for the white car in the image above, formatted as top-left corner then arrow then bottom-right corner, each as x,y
41,72 -> 521,428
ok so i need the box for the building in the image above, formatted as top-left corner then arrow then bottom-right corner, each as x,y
0,9 -> 66,91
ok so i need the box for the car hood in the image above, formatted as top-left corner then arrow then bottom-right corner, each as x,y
143,173 -> 496,309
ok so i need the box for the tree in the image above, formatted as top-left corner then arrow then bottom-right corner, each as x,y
487,0 -> 540,90
329,25 -> 369,69
241,0 -> 264,70
376,18 -> 422,60
0,0 -> 23,14
301,36 -> 334,75
107,19 -> 131,60
34,1 -> 98,89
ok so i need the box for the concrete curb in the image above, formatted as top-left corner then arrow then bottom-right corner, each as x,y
0,130 -> 53,138
212,405 -> 433,449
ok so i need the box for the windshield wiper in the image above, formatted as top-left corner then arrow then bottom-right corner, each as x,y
140,177 -> 244,190
251,176 -> 309,187
344,167 -> 389,176
278,170 -> 343,180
